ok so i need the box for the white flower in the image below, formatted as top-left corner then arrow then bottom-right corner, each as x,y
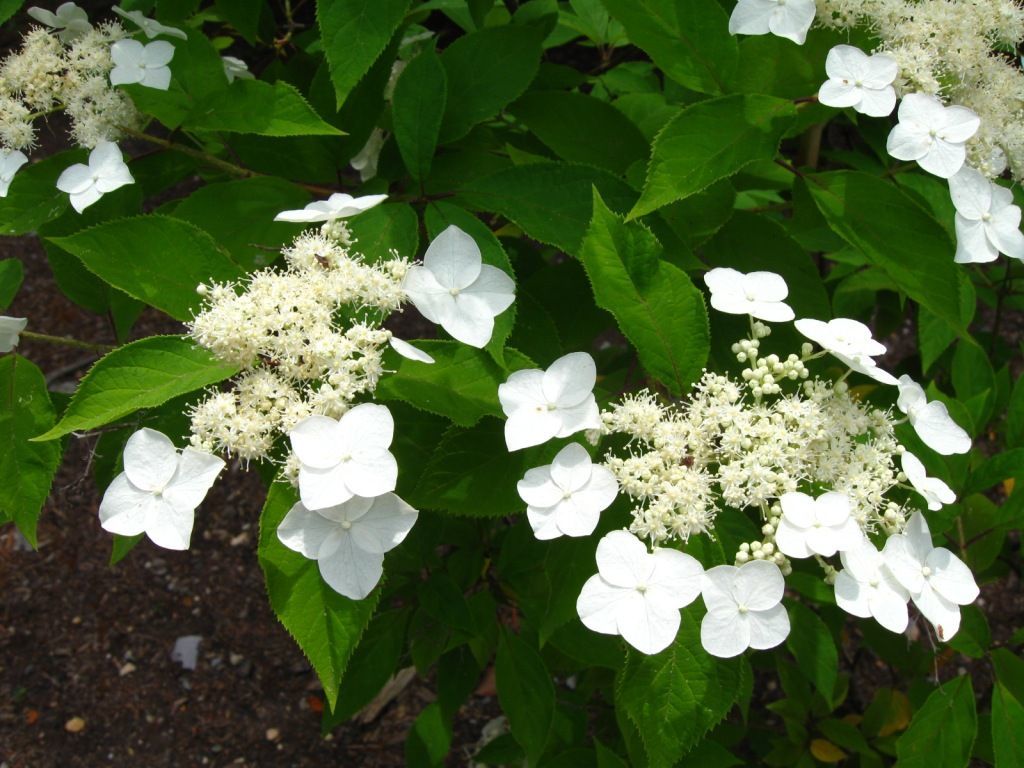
109,39 -> 175,91
402,225 -> 515,349
274,192 -> 388,223
499,351 -> 602,451
27,2 -> 92,42
577,530 -> 702,655
98,428 -> 224,551
882,511 -> 979,640
795,316 -> 896,383
0,316 -> 28,353
350,127 -> 386,183
388,336 -> 435,364
277,493 -> 418,600
700,560 -> 790,658
289,403 -> 398,511
221,55 -> 253,83
818,45 -> 898,118
0,150 -> 28,198
896,375 -> 971,455
834,537 -> 910,634
948,166 -> 1024,264
886,94 -> 980,179
703,267 -> 795,322
112,6 -> 188,39
775,491 -> 862,558
56,141 -> 134,213
727,0 -> 816,45
901,451 -> 955,511
517,443 -> 618,540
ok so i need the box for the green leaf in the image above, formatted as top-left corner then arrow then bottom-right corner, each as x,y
963,448 -> 1024,495
0,149 -> 83,235
187,79 -> 343,136
393,48 -> 447,181
631,94 -> 795,218
458,161 -> 637,256
600,0 -> 737,94
346,202 -> 420,261
992,649 -> 1024,768
895,676 -> 977,768
258,481 -> 380,709
0,0 -> 23,25
376,341 -> 533,426
171,177 -> 311,269
48,215 -> 243,321
785,602 -> 838,704
34,336 -> 238,441
439,22 -> 545,143
405,702 -> 453,767
507,91 -> 648,175
214,0 -> 265,42
580,190 -> 708,395
0,258 -> 24,309
110,533 -> 145,565
496,630 -> 555,765
616,610 -> 744,767
317,0 -> 410,107
0,356 -> 62,546
807,171 -> 964,333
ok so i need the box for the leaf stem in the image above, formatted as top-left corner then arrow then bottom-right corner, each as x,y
120,125 -> 255,179
21,330 -> 114,354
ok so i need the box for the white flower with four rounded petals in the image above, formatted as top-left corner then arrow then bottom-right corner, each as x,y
818,45 -> 898,117
0,150 -> 29,198
728,0 -> 816,45
289,403 -> 398,511
794,317 -> 896,384
700,559 -> 790,658
948,166 -> 1024,264
56,141 -> 134,213
882,511 -> 979,640
896,375 -> 971,455
274,192 -> 388,223
0,316 -> 28,353
901,451 -> 955,511
517,443 -> 618,540
277,493 -> 418,600
112,6 -> 188,39
886,93 -> 980,179
577,530 -> 703,655
498,351 -> 602,451
402,225 -> 516,349
775,491 -> 863,558
703,267 -> 795,322
834,537 -> 910,634
27,2 -> 92,42
98,428 -> 225,551
110,39 -> 175,90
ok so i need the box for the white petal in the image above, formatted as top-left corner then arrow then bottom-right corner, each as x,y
769,0 -> 815,44
527,505 -> 564,540
595,530 -> 653,589
938,106 -> 981,143
139,65 -> 172,91
555,396 -> 602,437
734,559 -> 785,610
548,442 -> 593,491
919,139 -> 966,179
27,7 -> 62,26
987,207 -> 1024,260
95,163 -> 134,193
341,451 -> 398,499
338,403 -> 394,452
98,473 -> 152,536
728,0 -> 774,35
911,400 -> 971,455
886,122 -> 929,162
143,40 -> 175,67
543,352 -> 597,408
825,45 -> 867,81
750,299 -> 795,322
438,294 -> 495,347
780,491 -> 816,527
388,337 -> 435,364
818,80 -> 861,109
498,368 -> 546,415
775,518 -> 812,559
143,497 -> 194,550
948,167 -> 992,220
577,575 -> 631,635
553,496 -> 601,538
69,185 -> 103,213
324,192 -> 387,218
862,54 -> 898,89
163,448 -> 224,511
290,415 -> 345,469
701,608 -> 749,658
573,464 -> 619,514
110,39 -> 144,68
868,584 -> 910,633
55,163 -> 94,195
298,462 -> 354,511
648,548 -> 703,609
854,86 -> 896,118
926,548 -> 979,605
504,408 -> 561,451
423,225 -> 482,291
617,592 -> 680,655
463,263 -> 515,316
702,267 -> 743,294
517,466 -> 563,508
816,491 -> 852,526
123,428 -> 179,492
349,493 -> 417,554
317,535 -> 384,599
273,207 -> 330,223
881,533 -> 925,594
700,565 -> 739,612
834,570 -> 872,618
747,603 -> 790,649
403,266 -> 454,325
911,582 -> 962,640
277,501 -> 337,558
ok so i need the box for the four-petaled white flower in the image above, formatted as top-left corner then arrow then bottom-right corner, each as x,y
728,0 -> 816,45
901,451 -> 955,511
289,403 -> 398,511
388,336 -> 435,364
896,375 -> 971,455
274,192 -> 388,223
112,6 -> 188,39
818,45 -> 898,118
775,491 -> 862,558
27,2 -> 92,42
948,166 -> 1024,264
110,39 -> 175,91
795,316 -> 896,384
277,493 -> 418,600
882,511 -> 979,640
56,141 -> 134,213
703,267 -> 795,322
0,149 -> 28,198
834,537 -> 910,634
700,559 -> 790,658
577,530 -> 703,655
0,316 -> 28,353
98,428 -> 225,551
499,352 -> 602,451
517,443 -> 618,540
221,55 -> 253,83
886,93 -> 980,179
402,225 -> 516,349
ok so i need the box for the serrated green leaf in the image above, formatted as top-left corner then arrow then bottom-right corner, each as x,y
258,481 -> 381,709
34,336 -> 238,441
496,630 -> 555,765
0,0 -> 23,25
187,79 -> 343,136
348,202 -> 420,261
580,190 -> 708,395
0,356 -> 62,546
992,649 -> 1024,768
48,215 -> 243,321
631,94 -> 795,218
895,676 -> 976,768
785,601 -> 838,704
0,149 -> 83,235
393,48 -> 447,181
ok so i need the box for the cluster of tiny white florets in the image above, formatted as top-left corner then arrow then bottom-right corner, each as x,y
188,225 -> 412,461
815,0 -> 1024,178
0,22 -> 138,150
601,326 -> 904,554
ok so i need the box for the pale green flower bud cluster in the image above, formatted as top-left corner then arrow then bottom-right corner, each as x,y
188,227 -> 412,461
